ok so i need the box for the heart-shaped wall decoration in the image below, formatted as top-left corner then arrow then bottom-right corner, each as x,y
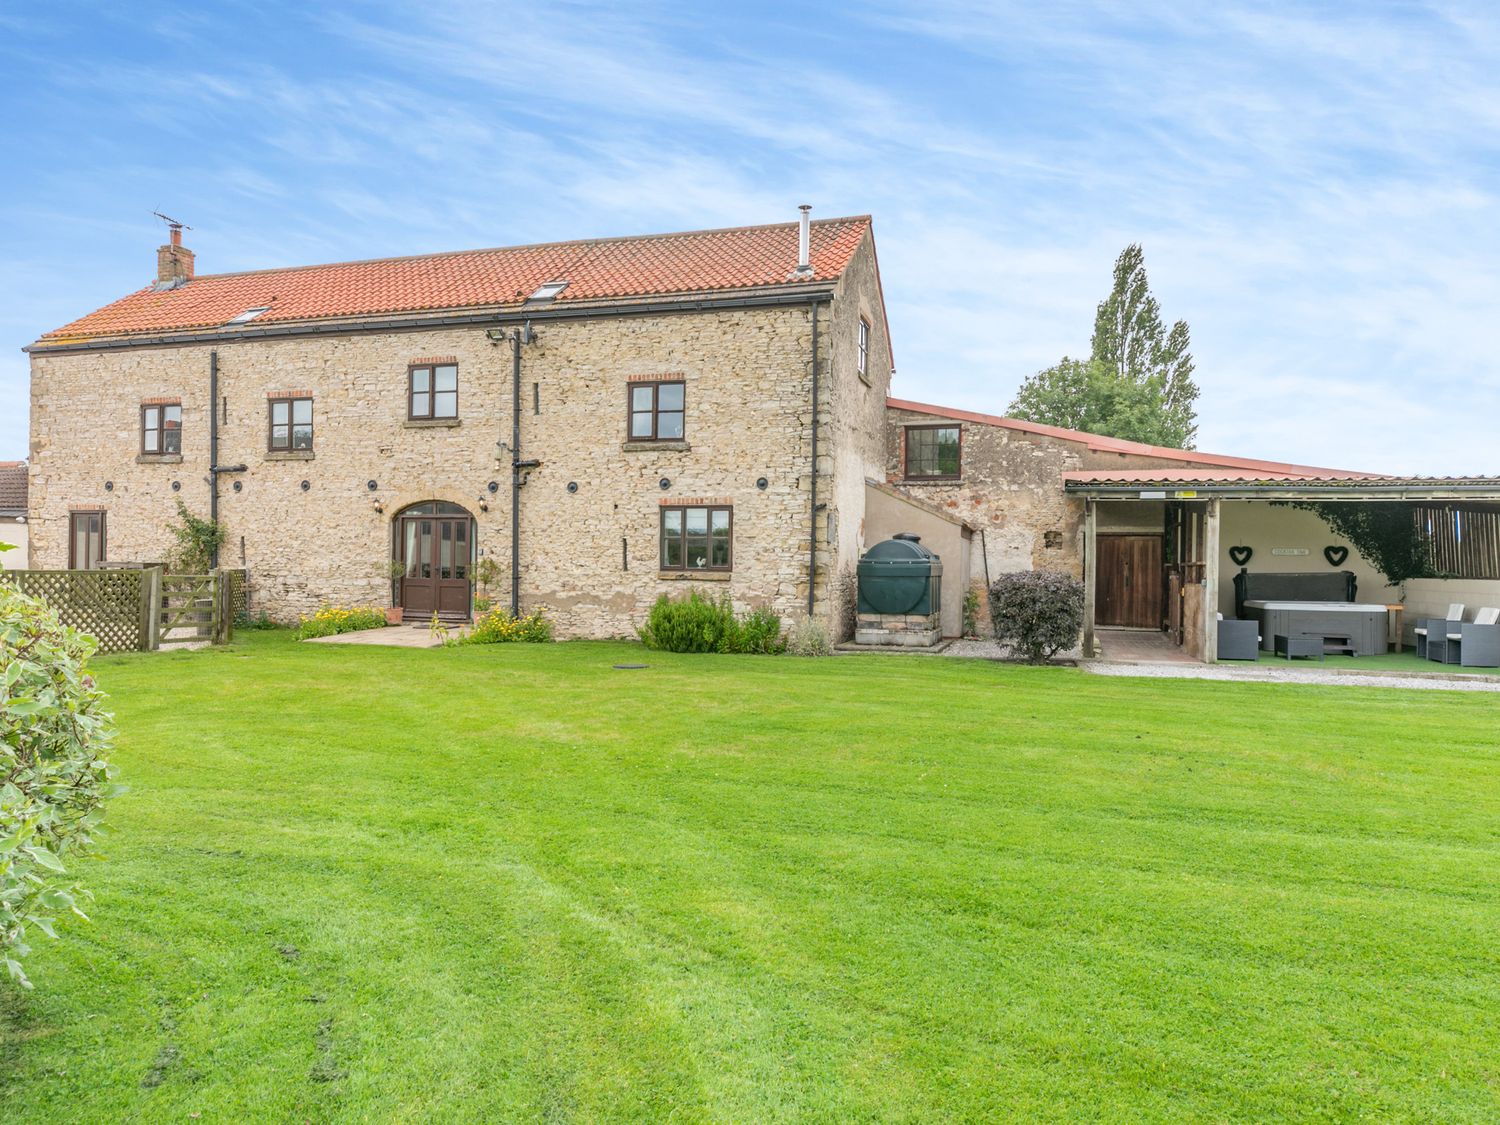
1228,545 -> 1253,567
1324,545 -> 1349,567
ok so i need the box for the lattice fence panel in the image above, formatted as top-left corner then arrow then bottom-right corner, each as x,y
225,568 -> 248,622
0,569 -> 146,654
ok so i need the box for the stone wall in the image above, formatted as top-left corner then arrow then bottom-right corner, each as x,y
884,407 -> 1090,600
29,280 -> 883,637
824,230 -> 896,638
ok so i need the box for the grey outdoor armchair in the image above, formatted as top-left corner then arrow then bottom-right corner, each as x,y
1415,603 -> 1464,660
1439,607 -> 1500,668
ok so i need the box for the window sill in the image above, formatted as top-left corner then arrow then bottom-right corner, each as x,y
266,450 -> 316,461
404,418 -> 462,429
623,440 -> 691,453
135,453 -> 183,464
658,570 -> 731,581
901,476 -> 962,486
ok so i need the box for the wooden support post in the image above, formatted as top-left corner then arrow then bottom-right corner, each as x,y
1082,499 -> 1098,658
144,566 -> 162,651
1203,498 -> 1221,663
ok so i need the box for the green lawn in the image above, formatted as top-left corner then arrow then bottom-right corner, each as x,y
3,632 -> 1499,1122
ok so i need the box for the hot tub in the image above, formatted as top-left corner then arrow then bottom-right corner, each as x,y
1241,600 -> 1389,656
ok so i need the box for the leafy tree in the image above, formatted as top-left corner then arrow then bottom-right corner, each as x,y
1,548 -> 122,989
1008,356 -> 1187,447
1009,244 -> 1200,448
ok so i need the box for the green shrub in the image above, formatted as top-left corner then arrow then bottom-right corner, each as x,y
988,571 -> 1084,663
785,616 -> 834,657
458,606 -> 553,644
962,585 -> 982,638
165,498 -> 226,574
728,606 -> 786,654
295,606 -> 387,639
638,592 -> 784,654
235,609 -> 278,631
1,576 -> 122,989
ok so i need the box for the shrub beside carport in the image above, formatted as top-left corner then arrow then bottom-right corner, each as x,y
988,571 -> 1085,663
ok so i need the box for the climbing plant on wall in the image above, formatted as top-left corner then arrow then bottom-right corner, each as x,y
1285,502 -> 1434,585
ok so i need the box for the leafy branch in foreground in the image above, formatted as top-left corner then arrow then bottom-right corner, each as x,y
1,574 -> 123,989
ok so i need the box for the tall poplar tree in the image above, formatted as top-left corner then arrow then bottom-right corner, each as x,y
1008,244 -> 1200,449
1088,244 -> 1198,448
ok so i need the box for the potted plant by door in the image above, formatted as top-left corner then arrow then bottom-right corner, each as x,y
380,558 -> 409,624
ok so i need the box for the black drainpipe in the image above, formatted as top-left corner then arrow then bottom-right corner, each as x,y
511,330 -> 522,616
807,302 -> 820,616
208,350 -> 219,568
508,326 -> 540,616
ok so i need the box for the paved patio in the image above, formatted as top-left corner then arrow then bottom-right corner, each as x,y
1095,628 -> 1197,664
301,625 -> 445,648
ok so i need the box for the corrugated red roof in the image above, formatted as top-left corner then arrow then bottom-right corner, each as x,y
887,398 -> 1376,478
40,216 -> 872,343
1064,468 -> 1500,487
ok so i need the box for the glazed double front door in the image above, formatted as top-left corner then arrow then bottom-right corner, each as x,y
400,515 -> 471,616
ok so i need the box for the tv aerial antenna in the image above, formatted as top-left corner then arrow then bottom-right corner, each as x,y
152,210 -> 192,234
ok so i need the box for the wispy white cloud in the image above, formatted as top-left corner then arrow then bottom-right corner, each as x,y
1,0 -> 1497,474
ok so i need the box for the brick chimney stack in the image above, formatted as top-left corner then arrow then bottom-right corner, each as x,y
156,225 -> 194,286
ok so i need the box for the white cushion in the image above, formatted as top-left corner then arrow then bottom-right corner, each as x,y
1448,633 -> 1463,641
1414,627 -> 1428,636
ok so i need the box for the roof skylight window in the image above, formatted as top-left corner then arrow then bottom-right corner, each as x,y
227,306 -> 271,324
527,280 -> 568,302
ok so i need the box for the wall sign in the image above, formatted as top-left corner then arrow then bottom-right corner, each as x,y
1270,547 -> 1309,556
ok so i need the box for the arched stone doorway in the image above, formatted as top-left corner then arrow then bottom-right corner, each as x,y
394,501 -> 475,618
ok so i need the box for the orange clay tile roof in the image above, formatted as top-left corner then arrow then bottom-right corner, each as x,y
40,216 -> 872,344
0,462 -> 26,513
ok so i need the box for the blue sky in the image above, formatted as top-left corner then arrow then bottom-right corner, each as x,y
4,1 -> 1498,473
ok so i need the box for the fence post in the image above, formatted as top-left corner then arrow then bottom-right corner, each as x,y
213,569 -> 232,644
144,567 -> 162,651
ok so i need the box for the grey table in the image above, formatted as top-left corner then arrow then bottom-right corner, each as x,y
1274,633 -> 1324,661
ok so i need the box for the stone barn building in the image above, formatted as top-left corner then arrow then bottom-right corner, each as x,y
30,211 -> 1497,658
25,212 -> 892,639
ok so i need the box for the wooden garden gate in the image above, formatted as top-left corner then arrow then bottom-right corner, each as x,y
158,572 -> 233,647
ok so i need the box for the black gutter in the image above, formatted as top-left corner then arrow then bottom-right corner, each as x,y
807,301 -> 820,617
510,330 -> 523,616
1066,483 -> 1500,501
25,289 -> 838,356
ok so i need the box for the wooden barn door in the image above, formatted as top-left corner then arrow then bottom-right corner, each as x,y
1096,534 -> 1163,628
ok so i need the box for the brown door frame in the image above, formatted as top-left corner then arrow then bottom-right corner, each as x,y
396,507 -> 474,618
1095,532 -> 1165,629
69,510 -> 106,570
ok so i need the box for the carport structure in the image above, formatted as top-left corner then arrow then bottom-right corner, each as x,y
1064,469 -> 1500,663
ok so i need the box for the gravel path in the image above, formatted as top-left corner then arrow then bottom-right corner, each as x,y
925,637 -> 1500,692
1083,660 -> 1500,692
